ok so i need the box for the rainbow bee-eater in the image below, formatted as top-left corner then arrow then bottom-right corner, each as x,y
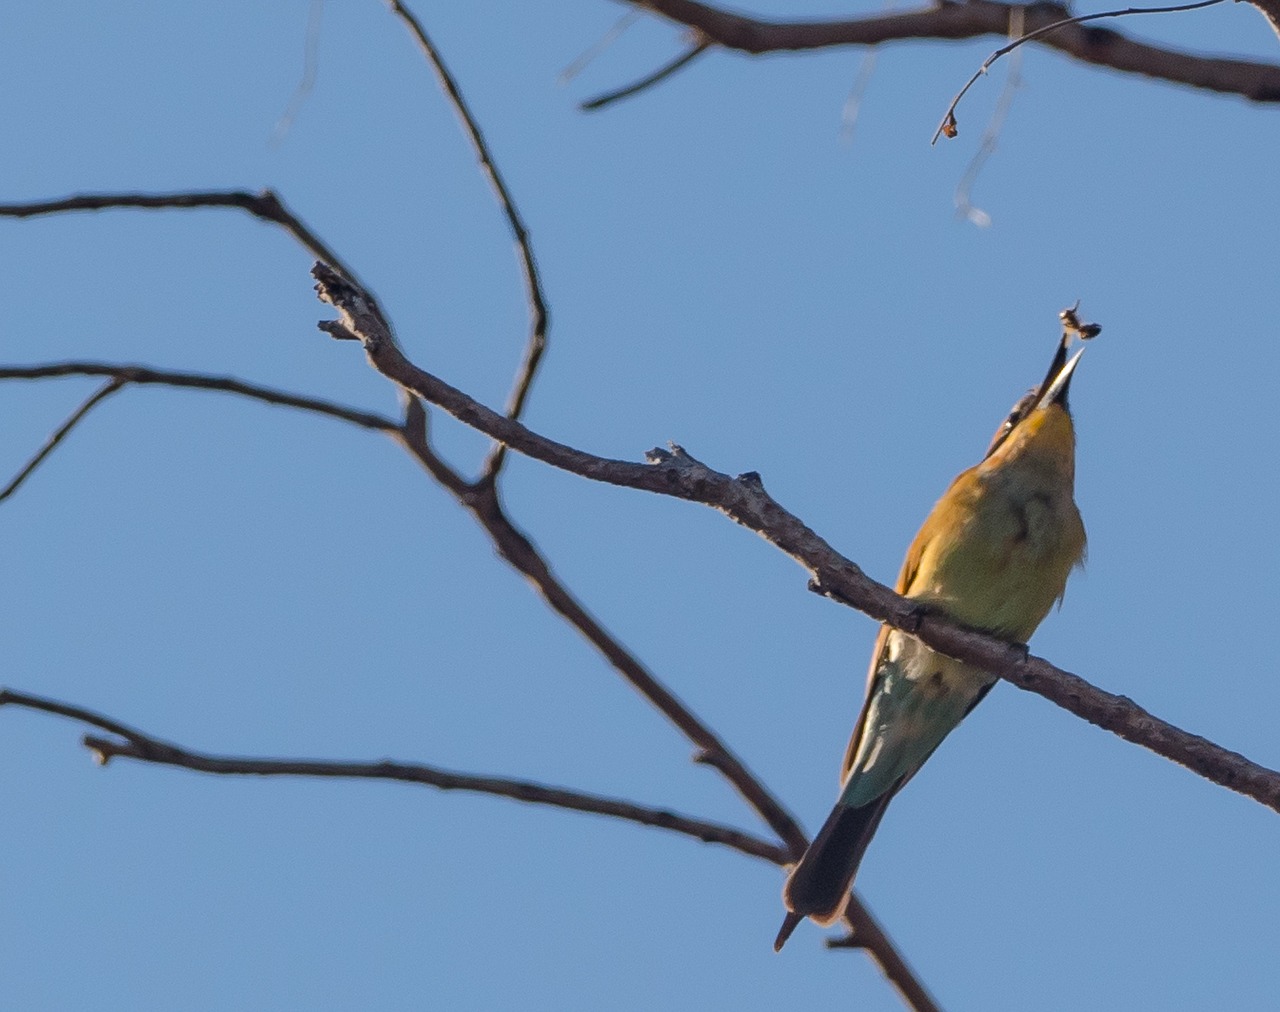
775,320 -> 1095,951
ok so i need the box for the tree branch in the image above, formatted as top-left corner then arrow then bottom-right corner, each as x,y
0,378 -> 125,503
829,904 -> 942,1012
315,261 -> 1280,817
620,0 -> 1280,103
392,396 -> 808,856
0,189 -> 372,299
0,361 -> 396,434
580,39 -> 712,110
387,0 -> 550,483
0,687 -> 786,863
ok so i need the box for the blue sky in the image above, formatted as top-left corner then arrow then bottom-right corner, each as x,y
3,3 -> 1279,1009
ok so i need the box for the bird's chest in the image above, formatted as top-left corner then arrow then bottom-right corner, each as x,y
961,470 -> 1074,564
914,472 -> 1080,636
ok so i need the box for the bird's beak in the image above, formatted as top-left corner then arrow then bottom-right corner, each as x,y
983,319 -> 1096,460
1033,337 -> 1085,412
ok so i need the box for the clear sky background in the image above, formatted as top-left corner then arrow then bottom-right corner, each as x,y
3,3 -> 1279,1010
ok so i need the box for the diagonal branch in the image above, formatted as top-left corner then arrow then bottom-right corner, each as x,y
829,904 -> 941,1012
0,687 -> 786,863
393,394 -> 807,856
388,0 -> 550,483
392,409 -> 941,1009
0,378 -> 126,503
620,0 -> 1280,102
580,39 -> 712,110
315,261 -> 1280,817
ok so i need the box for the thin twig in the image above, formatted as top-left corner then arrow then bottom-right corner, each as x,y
933,0 -> 1229,143
387,0 -> 550,483
0,378 -> 125,504
0,362 -> 396,433
954,7 -> 1026,226
580,40 -> 712,110
0,688 -> 786,863
0,189 -> 370,299
315,263 -> 1280,818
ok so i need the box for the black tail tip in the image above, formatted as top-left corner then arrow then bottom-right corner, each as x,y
774,911 -> 804,952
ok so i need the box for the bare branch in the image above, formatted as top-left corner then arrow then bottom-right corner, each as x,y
315,261 -> 1280,817
4,356 -> 930,998
829,901 -> 943,1012
0,378 -> 125,504
387,0 -> 550,483
0,189 -> 370,298
933,0 -> 1228,143
580,40 -> 712,110
0,362 -> 397,433
0,687 -> 786,864
392,389 -> 811,854
400,437 -> 810,851
623,0 -> 1280,103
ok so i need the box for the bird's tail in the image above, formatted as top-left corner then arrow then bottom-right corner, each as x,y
773,791 -> 894,951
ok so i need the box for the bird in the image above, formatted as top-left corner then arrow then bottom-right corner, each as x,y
775,317 -> 1096,951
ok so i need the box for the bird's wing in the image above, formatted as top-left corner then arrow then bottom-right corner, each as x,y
838,509 -> 937,780
838,469 -> 981,780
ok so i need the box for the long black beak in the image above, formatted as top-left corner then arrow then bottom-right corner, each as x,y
983,334 -> 1087,459
1033,336 -> 1085,411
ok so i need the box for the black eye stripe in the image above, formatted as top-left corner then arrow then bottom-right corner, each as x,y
984,390 -> 1037,459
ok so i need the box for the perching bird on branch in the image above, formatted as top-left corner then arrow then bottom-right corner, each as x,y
776,313 -> 1099,951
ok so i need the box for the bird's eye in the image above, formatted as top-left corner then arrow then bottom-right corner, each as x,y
984,391 -> 1036,458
